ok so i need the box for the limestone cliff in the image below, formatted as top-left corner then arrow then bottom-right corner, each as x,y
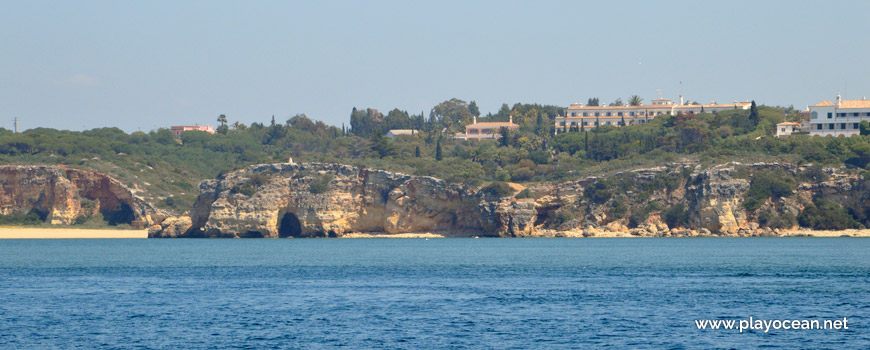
151,163 -> 492,238
0,165 -> 165,226
149,161 -> 870,238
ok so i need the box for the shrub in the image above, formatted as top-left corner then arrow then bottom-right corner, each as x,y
552,210 -> 575,227
584,182 -> 612,204
664,203 -> 689,228
758,210 -> 796,229
798,199 -> 861,230
515,188 -> 533,199
480,181 -> 516,198
309,174 -> 333,194
743,169 -> 795,211
610,199 -> 627,220
510,167 -> 534,182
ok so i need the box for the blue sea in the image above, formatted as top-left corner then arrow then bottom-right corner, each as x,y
0,238 -> 868,349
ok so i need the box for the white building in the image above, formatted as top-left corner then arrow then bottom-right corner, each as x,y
386,129 -> 418,138
775,122 -> 802,137
454,116 -> 519,140
807,94 -> 870,137
554,96 -> 752,133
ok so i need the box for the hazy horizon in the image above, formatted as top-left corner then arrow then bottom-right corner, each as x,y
2,0 -> 869,133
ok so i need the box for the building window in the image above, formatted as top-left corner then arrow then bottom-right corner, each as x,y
583,112 -> 589,117
817,124 -> 822,130
828,112 -> 833,118
559,122 -> 565,126
781,128 -> 785,132
570,122 -> 576,126
606,112 -> 612,116
617,112 -> 623,116
811,111 -> 818,119
854,123 -> 859,129
838,113 -> 846,117
854,113 -> 860,117
840,123 -> 846,129
828,124 -> 835,130
594,112 -> 600,117
582,121 -> 588,126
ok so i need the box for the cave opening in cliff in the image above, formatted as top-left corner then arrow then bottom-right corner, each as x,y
102,203 -> 135,226
278,212 -> 302,238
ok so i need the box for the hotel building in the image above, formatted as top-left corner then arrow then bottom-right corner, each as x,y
807,94 -> 870,137
554,96 -> 752,133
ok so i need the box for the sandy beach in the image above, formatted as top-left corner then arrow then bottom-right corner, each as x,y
0,227 -> 148,239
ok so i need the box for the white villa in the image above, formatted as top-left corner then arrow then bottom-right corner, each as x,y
775,122 -> 803,137
807,94 -> 870,137
554,95 -> 752,132
386,129 -> 418,138
454,116 -> 519,140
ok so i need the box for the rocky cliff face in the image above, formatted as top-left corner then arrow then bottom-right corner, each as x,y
528,162 -> 868,237
149,162 -> 869,238
152,163 -> 494,238
0,165 -> 165,226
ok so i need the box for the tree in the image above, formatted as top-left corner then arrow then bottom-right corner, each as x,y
610,98 -> 624,106
860,121 -> 870,136
584,129 -> 588,153
370,128 -> 396,158
435,139 -> 443,161
620,115 -> 626,127
468,101 -> 480,117
628,95 -> 642,106
587,97 -> 600,106
217,114 -> 228,134
430,98 -> 474,133
749,100 -> 759,128
500,127 -> 510,147
271,115 -> 276,126
415,145 -> 421,157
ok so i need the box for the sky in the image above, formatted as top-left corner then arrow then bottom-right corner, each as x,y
2,0 -> 869,132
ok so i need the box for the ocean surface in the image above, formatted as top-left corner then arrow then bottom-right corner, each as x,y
0,238 -> 868,349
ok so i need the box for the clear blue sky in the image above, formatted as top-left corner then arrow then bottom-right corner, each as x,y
2,0 -> 868,132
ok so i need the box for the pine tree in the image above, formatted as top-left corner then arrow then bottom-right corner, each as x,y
271,115 -> 276,126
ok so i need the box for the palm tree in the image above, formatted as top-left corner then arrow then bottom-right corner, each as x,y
628,95 -> 643,106
217,114 -> 228,126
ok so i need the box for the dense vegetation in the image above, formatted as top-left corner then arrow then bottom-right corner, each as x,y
2,97 -> 869,220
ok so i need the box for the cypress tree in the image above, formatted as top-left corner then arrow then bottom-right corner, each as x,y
435,139 -> 443,161
415,145 -> 421,157
749,100 -> 759,128
584,129 -> 588,154
500,127 -> 510,147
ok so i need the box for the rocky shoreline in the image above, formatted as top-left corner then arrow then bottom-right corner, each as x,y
147,161 -> 870,238
1,163 -> 867,238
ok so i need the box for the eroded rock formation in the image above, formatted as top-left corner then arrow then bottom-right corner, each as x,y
0,165 -> 165,226
149,162 -> 870,238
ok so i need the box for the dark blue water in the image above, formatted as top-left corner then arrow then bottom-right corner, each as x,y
0,238 -> 868,349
